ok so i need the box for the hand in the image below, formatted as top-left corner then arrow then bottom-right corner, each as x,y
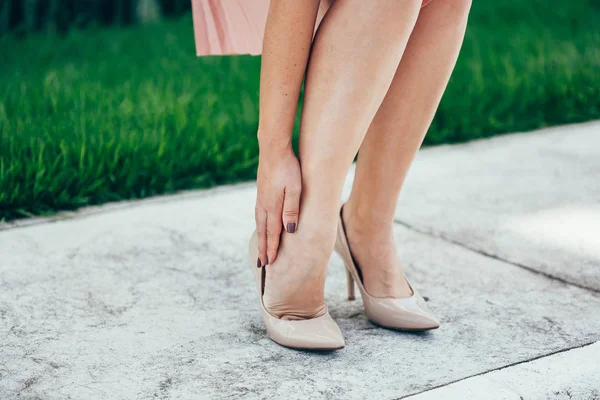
255,144 -> 302,267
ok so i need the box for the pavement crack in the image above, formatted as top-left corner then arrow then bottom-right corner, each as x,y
397,340 -> 598,399
394,219 -> 600,294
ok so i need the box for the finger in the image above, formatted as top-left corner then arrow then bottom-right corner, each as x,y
282,184 -> 301,234
255,207 -> 267,268
266,211 -> 282,265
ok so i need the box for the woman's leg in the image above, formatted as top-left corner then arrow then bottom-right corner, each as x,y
263,0 -> 423,319
343,0 -> 472,298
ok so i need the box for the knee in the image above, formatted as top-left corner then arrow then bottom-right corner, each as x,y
432,0 -> 472,19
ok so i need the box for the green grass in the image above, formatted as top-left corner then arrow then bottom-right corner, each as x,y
1,0 -> 599,220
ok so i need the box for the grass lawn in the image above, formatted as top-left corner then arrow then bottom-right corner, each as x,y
1,0 -> 599,220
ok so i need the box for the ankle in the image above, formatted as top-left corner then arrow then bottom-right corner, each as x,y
342,202 -> 395,240
288,220 -> 338,260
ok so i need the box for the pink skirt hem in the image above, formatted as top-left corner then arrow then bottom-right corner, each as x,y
192,0 -> 436,57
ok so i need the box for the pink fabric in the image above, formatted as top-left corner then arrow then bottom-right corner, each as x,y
192,0 -> 436,56
192,0 -> 270,56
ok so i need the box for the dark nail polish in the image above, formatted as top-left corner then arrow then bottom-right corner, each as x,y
287,222 -> 296,233
257,258 -> 262,268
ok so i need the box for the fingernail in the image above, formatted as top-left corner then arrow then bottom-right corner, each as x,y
287,222 -> 296,233
257,258 -> 262,268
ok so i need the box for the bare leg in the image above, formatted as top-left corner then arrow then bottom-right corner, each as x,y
263,0 -> 423,319
344,0 -> 472,298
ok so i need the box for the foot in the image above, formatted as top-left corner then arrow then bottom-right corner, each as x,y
341,205 -> 413,298
261,229 -> 333,320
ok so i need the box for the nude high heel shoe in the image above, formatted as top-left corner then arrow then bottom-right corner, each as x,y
334,207 -> 440,331
248,232 -> 345,350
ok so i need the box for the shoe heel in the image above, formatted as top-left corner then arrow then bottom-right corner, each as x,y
346,267 -> 356,301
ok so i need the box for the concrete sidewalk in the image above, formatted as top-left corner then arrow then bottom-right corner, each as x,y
1,122 -> 599,400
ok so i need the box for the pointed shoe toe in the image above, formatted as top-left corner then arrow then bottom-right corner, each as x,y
365,294 -> 440,331
265,312 -> 345,350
